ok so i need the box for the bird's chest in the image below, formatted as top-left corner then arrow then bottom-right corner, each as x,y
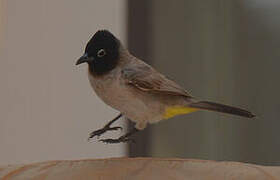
87,70 -> 137,111
87,70 -> 165,126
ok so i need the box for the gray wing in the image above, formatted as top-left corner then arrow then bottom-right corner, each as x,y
121,64 -> 193,98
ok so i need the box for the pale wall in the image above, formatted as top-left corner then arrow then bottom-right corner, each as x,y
0,0 -> 127,165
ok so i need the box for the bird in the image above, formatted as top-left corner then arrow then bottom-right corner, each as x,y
76,30 -> 255,144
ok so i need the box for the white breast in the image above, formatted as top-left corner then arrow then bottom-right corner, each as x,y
87,68 -> 164,130
89,70 -> 146,114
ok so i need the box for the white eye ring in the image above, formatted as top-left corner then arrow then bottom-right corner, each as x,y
97,49 -> 106,57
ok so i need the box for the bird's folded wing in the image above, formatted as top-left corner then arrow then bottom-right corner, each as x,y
121,64 -> 192,98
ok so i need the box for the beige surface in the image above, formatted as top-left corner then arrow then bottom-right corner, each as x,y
0,158 -> 280,180
0,0 -> 127,165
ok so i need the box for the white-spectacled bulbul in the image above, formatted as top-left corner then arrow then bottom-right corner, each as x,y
76,30 -> 255,143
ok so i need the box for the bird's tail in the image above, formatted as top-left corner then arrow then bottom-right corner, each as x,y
188,101 -> 255,118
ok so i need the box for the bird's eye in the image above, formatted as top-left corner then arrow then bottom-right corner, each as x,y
97,49 -> 106,58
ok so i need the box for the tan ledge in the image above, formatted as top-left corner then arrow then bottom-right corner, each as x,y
0,157 -> 279,180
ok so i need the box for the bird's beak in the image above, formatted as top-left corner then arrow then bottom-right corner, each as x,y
76,53 -> 94,65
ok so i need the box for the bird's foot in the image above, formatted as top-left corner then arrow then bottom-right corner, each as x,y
99,136 -> 135,144
88,126 -> 122,141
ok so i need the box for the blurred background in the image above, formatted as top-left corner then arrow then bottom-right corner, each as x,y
1,0 -> 280,166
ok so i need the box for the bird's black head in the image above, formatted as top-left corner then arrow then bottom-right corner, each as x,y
76,30 -> 120,75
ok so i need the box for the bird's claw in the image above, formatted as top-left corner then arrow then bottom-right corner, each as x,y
99,137 -> 135,144
88,126 -> 123,141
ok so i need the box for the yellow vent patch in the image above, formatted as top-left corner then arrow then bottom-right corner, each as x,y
163,106 -> 198,119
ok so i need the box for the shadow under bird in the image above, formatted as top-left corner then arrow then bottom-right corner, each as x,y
76,30 -> 255,143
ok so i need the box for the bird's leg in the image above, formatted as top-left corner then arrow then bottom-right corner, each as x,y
88,113 -> 123,140
99,127 -> 139,144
